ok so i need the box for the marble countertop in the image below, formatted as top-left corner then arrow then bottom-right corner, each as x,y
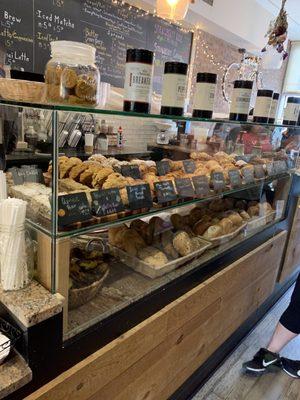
0,280 -> 63,328
0,351 -> 32,399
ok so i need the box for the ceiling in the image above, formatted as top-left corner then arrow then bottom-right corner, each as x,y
256,0 -> 300,40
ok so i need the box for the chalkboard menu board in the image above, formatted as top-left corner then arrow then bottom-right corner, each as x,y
0,0 -> 192,92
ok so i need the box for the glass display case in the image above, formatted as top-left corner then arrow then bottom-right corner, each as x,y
1,99 -> 296,339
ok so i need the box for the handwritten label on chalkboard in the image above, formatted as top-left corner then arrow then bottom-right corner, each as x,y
183,160 -> 196,174
126,184 -> 152,210
121,165 -> 141,179
91,188 -> 124,217
154,180 -> 177,203
192,175 -> 210,197
156,160 -> 171,176
175,178 -> 195,198
228,169 -> 242,188
11,167 -> 44,185
254,165 -> 265,179
58,192 -> 92,227
211,172 -> 225,192
242,167 -> 254,184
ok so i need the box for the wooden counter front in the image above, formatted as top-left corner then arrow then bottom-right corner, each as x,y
27,231 -> 287,400
280,197 -> 300,282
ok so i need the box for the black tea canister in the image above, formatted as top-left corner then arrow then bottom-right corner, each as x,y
160,62 -> 188,116
253,89 -> 273,123
283,97 -> 300,126
229,80 -> 253,121
192,72 -> 217,118
268,92 -> 280,124
123,49 -> 154,113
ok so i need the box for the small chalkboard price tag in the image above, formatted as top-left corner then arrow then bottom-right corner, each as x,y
266,163 -> 274,176
228,169 -> 242,188
91,188 -> 125,217
126,184 -> 153,210
192,175 -> 210,197
175,178 -> 195,198
254,165 -> 265,179
154,181 -> 177,203
211,172 -> 226,192
11,167 -> 44,185
242,167 -> 254,184
58,193 -> 92,227
121,165 -> 141,179
183,160 -> 196,174
156,160 -> 171,176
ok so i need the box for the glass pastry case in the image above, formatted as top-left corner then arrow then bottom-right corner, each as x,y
1,99 -> 296,339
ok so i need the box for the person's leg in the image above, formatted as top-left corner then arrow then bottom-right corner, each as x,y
267,322 -> 298,353
243,273 -> 300,375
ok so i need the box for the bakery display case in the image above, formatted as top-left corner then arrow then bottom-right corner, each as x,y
1,99 -> 296,339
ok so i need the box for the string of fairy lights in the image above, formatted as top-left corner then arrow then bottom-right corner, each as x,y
110,0 -> 194,33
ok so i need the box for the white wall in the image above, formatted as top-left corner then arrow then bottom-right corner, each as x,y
283,41 -> 300,94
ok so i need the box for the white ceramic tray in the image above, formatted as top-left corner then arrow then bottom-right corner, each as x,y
109,238 -> 212,279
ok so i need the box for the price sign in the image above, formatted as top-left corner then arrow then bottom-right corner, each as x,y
156,160 -> 171,176
154,181 -> 177,203
192,175 -> 210,197
242,167 -> 254,184
91,188 -> 124,217
58,193 -> 92,227
211,172 -> 226,192
183,160 -> 196,174
228,169 -> 242,188
11,166 -> 44,185
121,165 -> 141,179
254,165 -> 265,179
175,178 -> 195,198
126,184 -> 153,210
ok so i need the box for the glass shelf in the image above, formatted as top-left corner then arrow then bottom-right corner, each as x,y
24,172 -> 290,239
0,98 -> 292,128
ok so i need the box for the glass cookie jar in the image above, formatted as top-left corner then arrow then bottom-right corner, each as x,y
45,41 -> 100,107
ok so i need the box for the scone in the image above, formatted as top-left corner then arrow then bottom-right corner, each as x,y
247,205 -> 260,217
193,219 -> 212,236
80,165 -> 101,186
161,231 -> 178,259
58,178 -> 90,193
227,212 -> 243,227
137,246 -> 168,268
108,225 -> 129,247
91,167 -> 114,188
69,163 -> 90,181
173,231 -> 194,257
239,210 -> 251,221
102,173 -> 129,189
203,225 -> 223,240
60,157 -> 82,179
217,218 -> 234,234
121,229 -> 146,257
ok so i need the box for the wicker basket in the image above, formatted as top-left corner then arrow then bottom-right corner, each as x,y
69,266 -> 109,310
0,79 -> 46,103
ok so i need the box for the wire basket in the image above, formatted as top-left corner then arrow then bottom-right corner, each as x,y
0,317 -> 22,358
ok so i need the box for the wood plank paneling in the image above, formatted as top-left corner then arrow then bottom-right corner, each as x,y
280,197 -> 300,282
26,231 -> 287,400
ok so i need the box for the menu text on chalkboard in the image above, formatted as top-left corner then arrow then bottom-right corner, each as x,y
126,184 -> 153,210
58,192 -> 92,227
242,167 -> 254,184
91,188 -> 124,217
192,175 -> 210,197
228,169 -> 242,188
175,178 -> 195,198
121,165 -> 141,179
183,160 -> 196,174
154,180 -> 177,203
211,172 -> 226,192
156,160 -> 171,176
11,166 -> 44,185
